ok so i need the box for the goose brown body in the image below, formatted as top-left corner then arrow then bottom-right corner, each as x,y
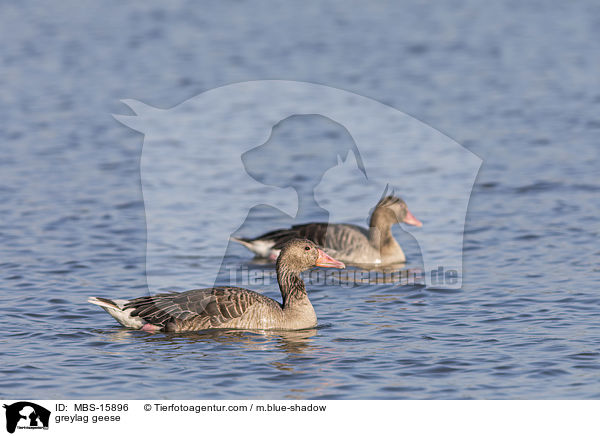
88,239 -> 344,332
232,195 -> 422,265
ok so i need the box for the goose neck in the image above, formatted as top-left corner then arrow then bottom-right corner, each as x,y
277,266 -> 307,306
368,211 -> 395,251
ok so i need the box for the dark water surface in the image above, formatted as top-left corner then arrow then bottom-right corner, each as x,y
1,1 -> 599,399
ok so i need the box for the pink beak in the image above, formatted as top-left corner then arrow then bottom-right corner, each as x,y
316,248 -> 345,269
403,209 -> 423,227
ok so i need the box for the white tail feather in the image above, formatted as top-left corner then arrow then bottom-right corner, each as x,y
230,237 -> 278,258
88,297 -> 144,329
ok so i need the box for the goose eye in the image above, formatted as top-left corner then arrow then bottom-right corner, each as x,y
304,246 -> 311,251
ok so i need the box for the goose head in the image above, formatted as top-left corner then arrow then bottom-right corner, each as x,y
373,195 -> 423,228
277,239 -> 345,274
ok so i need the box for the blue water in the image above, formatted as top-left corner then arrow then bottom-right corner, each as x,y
1,1 -> 599,399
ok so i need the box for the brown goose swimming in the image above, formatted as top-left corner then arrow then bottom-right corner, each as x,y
232,195 -> 422,265
88,239 -> 344,332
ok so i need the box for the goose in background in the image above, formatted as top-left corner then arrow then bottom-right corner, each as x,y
232,194 -> 422,265
88,239 -> 344,332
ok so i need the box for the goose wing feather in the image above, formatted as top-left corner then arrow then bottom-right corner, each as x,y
269,223 -> 368,250
125,287 -> 275,329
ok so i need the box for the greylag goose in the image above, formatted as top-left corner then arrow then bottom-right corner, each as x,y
88,239 -> 344,332
232,195 -> 422,265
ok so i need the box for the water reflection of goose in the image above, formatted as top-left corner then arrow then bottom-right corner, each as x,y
93,326 -> 319,355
